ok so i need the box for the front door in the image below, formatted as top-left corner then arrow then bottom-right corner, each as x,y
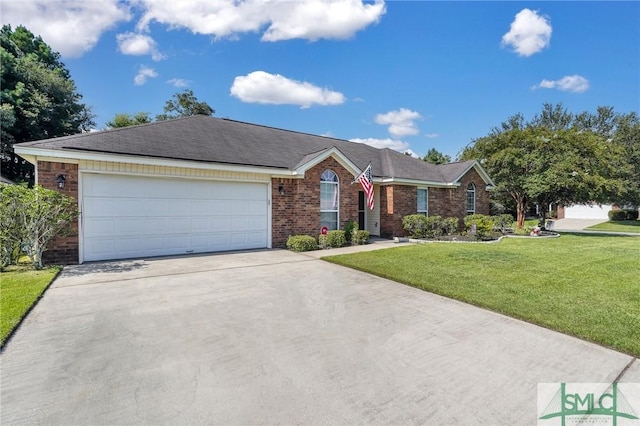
358,191 -> 366,230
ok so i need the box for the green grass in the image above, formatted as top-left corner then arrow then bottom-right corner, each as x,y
1,266 -> 60,347
323,235 -> 640,357
586,220 -> 640,233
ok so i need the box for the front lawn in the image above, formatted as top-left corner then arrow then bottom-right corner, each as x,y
1,266 -> 60,347
323,235 -> 640,357
586,220 -> 640,233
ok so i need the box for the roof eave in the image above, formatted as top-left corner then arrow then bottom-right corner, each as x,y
13,146 -> 296,177
379,177 -> 458,188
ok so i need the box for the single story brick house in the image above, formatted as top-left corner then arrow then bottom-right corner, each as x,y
14,116 -> 494,264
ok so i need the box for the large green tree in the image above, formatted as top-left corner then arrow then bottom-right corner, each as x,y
1,25 -> 94,183
461,104 -> 630,228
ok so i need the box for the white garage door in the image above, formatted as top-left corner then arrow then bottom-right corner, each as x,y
564,204 -> 612,219
82,173 -> 268,262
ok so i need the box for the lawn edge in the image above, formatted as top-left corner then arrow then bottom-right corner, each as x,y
0,266 -> 63,352
322,255 -> 640,359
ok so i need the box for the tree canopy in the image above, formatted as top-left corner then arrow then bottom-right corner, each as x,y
106,112 -> 153,129
460,103 -> 633,227
423,148 -> 451,165
1,25 -> 94,183
155,89 -> 215,121
105,90 -> 215,129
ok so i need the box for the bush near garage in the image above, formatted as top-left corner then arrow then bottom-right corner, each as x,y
609,209 -> 639,221
286,235 -> 318,252
0,184 -> 77,270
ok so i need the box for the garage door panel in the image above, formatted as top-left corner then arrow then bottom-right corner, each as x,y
191,217 -> 210,232
83,218 -> 114,237
82,174 -> 268,261
565,204 -> 611,219
247,216 -> 268,230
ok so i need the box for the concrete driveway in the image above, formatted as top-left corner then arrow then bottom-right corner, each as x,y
1,249 -> 637,425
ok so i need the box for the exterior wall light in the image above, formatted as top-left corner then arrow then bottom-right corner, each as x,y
278,184 -> 285,195
56,174 -> 66,189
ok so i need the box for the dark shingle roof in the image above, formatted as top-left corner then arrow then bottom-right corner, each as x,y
16,115 -> 482,184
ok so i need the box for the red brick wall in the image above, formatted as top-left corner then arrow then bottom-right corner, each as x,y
379,185 -> 416,237
37,161 -> 79,264
378,167 -> 490,238
271,156 -> 359,247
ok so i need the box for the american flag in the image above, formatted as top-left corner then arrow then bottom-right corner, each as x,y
356,163 -> 374,210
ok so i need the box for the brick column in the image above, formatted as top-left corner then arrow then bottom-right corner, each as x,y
37,161 -> 79,264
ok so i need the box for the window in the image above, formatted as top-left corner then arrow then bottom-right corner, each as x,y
466,183 -> 476,214
417,188 -> 428,216
320,170 -> 339,230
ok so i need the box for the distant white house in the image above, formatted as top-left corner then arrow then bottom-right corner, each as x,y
559,203 -> 613,220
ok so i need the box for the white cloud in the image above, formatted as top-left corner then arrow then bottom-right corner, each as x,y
501,9 -> 552,57
424,133 -> 439,139
116,32 -> 165,61
167,78 -> 191,88
0,0 -> 130,57
532,75 -> 589,93
134,65 -> 158,85
375,108 -> 422,138
261,0 -> 386,41
135,0 -> 385,42
230,71 -> 345,108
350,137 -> 409,152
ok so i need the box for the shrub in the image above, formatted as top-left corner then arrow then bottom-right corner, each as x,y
402,214 -> 428,238
344,220 -> 358,243
464,214 -> 495,239
319,230 -> 346,248
352,230 -> 370,245
442,217 -> 460,235
609,209 -> 639,221
491,214 -> 514,233
286,235 -> 318,252
0,184 -> 78,269
424,215 -> 443,239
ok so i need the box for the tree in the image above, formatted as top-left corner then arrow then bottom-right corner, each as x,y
461,106 -> 629,228
155,89 -> 214,121
611,112 -> 640,206
0,184 -> 78,269
423,148 -> 451,165
105,112 -> 152,129
1,25 -> 95,183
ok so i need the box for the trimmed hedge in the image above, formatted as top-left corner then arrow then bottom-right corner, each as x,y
464,214 -> 495,239
286,235 -> 318,252
319,230 -> 346,248
352,230 -> 370,245
609,209 -> 639,221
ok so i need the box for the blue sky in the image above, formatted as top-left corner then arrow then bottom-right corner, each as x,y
2,1 -> 639,159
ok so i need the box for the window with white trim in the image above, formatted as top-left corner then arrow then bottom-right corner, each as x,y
320,170 -> 339,230
417,188 -> 428,216
466,183 -> 476,214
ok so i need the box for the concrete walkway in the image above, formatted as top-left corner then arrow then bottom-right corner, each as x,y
1,248 -> 638,425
